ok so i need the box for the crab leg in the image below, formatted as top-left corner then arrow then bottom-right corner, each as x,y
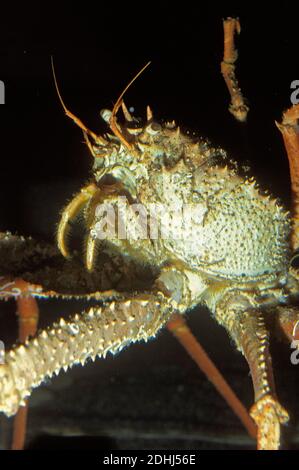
0,279 -> 38,449
11,287 -> 39,450
241,311 -> 289,450
0,292 -> 174,417
0,278 -> 40,449
166,313 -> 257,440
276,104 -> 299,251
216,296 -> 289,450
0,274 -> 129,304
276,305 -> 299,342
221,17 -> 249,123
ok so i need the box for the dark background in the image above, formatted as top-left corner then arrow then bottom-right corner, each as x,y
1,3 -> 299,450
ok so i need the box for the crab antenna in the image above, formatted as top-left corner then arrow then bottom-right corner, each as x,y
109,61 -> 151,149
50,57 -> 107,146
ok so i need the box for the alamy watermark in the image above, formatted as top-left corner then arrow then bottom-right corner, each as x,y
0,80 -> 4,104
289,82 -> 299,363
0,340 -> 4,364
290,320 -> 299,365
90,196 -> 207,242
290,80 -> 299,105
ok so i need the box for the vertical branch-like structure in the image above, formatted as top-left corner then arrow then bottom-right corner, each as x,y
276,104 -> 299,251
11,281 -> 39,450
221,17 -> 249,122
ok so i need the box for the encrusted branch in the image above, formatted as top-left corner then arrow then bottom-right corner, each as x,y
0,292 -> 175,417
221,17 -> 249,122
12,290 -> 39,450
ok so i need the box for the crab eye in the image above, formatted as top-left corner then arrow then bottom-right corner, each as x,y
146,122 -> 161,135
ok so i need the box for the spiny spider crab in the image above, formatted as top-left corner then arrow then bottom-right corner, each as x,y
1,18 -> 299,451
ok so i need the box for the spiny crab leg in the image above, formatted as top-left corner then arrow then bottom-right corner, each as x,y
1,275 -> 258,445
221,17 -> 249,122
220,18 -> 289,449
276,104 -> 299,251
0,292 -> 175,417
1,276 -> 258,444
242,310 -> 289,451
1,274 -> 143,448
216,295 -> 289,450
166,313 -> 257,440
0,276 -> 128,303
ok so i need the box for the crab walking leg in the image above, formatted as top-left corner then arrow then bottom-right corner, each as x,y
237,312 -> 288,450
0,292 -> 174,417
57,183 -> 98,258
276,104 -> 299,251
12,288 -> 39,450
221,17 -> 249,123
0,276 -> 127,304
166,313 -> 257,440
215,296 -> 289,450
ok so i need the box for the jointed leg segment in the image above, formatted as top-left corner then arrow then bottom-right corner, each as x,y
221,17 -> 249,122
0,291 -> 175,417
0,280 -> 40,450
215,294 -> 288,450
277,104 -> 299,251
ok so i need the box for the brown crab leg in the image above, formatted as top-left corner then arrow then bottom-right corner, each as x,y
221,17 -> 249,122
0,275 -> 129,304
11,281 -> 39,450
1,277 -> 124,448
276,305 -> 299,353
276,104 -> 299,251
166,313 -> 257,440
